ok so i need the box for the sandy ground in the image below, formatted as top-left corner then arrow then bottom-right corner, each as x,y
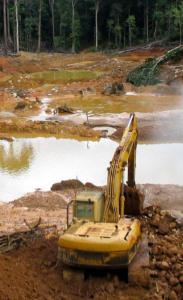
0,49 -> 183,299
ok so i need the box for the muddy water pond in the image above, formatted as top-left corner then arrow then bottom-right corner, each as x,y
29,94 -> 183,124
32,70 -> 104,83
0,137 -> 182,203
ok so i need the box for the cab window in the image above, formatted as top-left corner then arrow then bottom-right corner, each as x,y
76,201 -> 94,220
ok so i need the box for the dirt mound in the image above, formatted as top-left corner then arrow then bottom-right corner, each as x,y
12,191 -> 67,210
0,236 -> 64,300
51,179 -> 99,191
51,179 -> 84,191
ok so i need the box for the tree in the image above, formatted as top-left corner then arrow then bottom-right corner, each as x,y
15,0 -> 19,54
94,0 -> 102,50
107,19 -> 114,44
36,0 -> 42,53
7,0 -> 12,43
3,0 -> 8,56
126,15 -> 135,46
49,0 -> 55,48
173,3 -> 183,45
110,3 -> 122,46
71,0 -> 78,54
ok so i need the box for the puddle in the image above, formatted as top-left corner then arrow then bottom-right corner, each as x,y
30,92 -> 183,122
93,126 -> 116,136
32,70 -> 105,82
0,137 -> 182,202
0,112 -> 17,118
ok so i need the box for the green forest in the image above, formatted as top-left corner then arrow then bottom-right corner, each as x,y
1,0 -> 183,55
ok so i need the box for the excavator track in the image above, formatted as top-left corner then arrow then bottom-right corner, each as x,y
128,236 -> 150,288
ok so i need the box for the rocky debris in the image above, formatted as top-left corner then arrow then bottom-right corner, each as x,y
53,104 -> 74,114
14,101 -> 27,110
87,86 -> 95,93
78,89 -> 85,96
102,82 -> 125,95
139,205 -> 183,300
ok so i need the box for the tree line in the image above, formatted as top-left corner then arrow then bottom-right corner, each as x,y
1,0 -> 183,55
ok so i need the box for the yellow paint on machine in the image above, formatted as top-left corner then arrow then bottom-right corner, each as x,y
58,218 -> 142,253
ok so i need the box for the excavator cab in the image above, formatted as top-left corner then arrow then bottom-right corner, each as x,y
73,188 -> 105,222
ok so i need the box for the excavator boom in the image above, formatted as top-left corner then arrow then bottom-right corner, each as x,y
103,114 -> 138,223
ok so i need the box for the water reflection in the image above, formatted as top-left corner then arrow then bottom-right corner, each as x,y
0,140 -> 34,173
0,138 -> 182,202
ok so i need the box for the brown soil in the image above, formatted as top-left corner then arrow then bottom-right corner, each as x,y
0,183 -> 183,300
0,49 -> 183,300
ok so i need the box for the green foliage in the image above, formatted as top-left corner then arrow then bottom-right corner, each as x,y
84,47 -> 98,53
2,0 -> 183,53
54,36 -> 62,48
126,57 -> 161,86
126,15 -> 135,28
164,47 -> 183,63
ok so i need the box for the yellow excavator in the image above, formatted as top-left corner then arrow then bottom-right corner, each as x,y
58,114 -> 149,286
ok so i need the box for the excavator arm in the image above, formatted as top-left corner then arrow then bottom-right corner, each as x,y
103,114 -> 138,223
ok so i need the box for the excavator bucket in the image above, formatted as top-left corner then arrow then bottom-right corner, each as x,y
124,185 -> 145,215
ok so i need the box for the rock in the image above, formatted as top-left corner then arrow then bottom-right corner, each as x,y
169,222 -> 178,229
62,268 -> 84,283
15,101 -> 27,110
152,244 -> 162,255
53,104 -> 74,114
171,257 -> 177,263
45,108 -> 52,114
113,275 -> 120,288
158,222 -> 169,234
169,277 -> 179,287
60,294 -> 69,300
164,236 -> 174,243
173,263 -> 182,271
161,246 -> 168,254
105,282 -> 114,294
100,285 -> 105,292
102,82 -> 125,95
158,270 -> 167,278
161,261 -> 170,270
166,246 -> 179,257
168,290 -> 178,300
179,275 -> 183,283
172,284 -> 182,295
150,270 -> 158,277
87,86 -> 95,93
150,215 -> 160,227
